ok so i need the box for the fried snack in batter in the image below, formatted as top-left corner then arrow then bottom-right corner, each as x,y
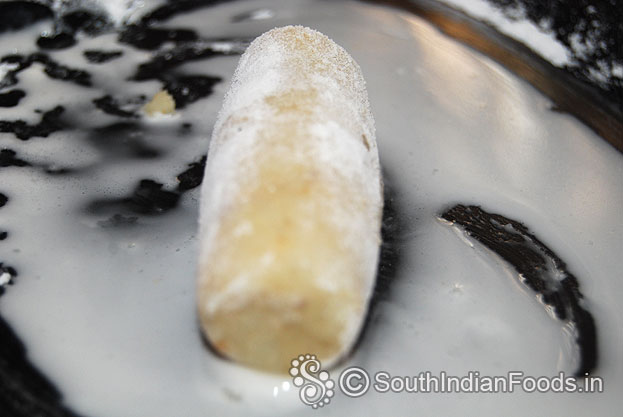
197,26 -> 382,373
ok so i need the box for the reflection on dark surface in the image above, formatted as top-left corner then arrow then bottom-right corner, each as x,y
441,204 -> 598,376
0,106 -> 66,140
353,169 -> 411,358
83,49 -> 123,64
92,95 -> 139,118
0,313 -> 83,417
0,89 -> 26,107
363,0 -> 623,152
0,1 -> 52,33
1,53 -> 92,88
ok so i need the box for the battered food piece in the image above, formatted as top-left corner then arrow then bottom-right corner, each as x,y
197,26 -> 382,373
143,90 -> 175,116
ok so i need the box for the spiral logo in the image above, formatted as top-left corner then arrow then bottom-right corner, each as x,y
289,354 -> 335,409
339,367 -> 370,397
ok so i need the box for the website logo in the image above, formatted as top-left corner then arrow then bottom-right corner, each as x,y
289,354 -> 335,409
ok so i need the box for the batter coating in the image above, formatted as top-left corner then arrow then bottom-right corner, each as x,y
197,26 -> 382,373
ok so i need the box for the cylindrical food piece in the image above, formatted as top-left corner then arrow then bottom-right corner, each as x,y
197,26 -> 382,373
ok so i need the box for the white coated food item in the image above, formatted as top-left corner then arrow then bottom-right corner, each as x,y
196,26 -> 383,373
143,90 -> 176,116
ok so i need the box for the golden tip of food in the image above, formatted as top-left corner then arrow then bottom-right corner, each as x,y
143,90 -> 176,116
199,284 -> 359,373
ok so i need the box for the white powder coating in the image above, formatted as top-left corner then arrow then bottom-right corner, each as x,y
197,26 -> 382,372
203,25 -> 379,247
